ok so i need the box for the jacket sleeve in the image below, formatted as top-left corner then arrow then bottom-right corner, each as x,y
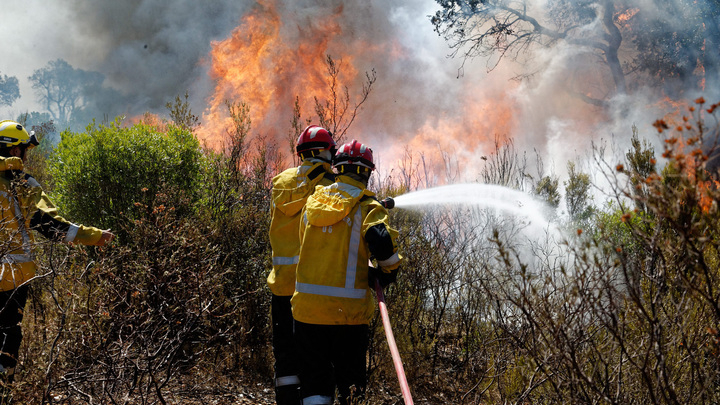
363,202 -> 402,271
30,189 -> 104,245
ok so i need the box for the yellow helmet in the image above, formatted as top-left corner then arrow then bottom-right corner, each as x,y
0,120 -> 39,149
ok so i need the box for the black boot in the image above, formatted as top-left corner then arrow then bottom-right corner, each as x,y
274,383 -> 301,405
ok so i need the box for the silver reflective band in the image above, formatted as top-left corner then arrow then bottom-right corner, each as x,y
302,395 -> 333,405
296,164 -> 312,187
295,282 -> 367,299
0,191 -> 32,258
273,255 -> 299,266
330,182 -> 363,198
344,209 -> 362,289
0,122 -> 18,132
0,254 -> 32,264
26,177 -> 40,188
377,252 -> 400,267
275,375 -> 300,387
64,224 -> 79,243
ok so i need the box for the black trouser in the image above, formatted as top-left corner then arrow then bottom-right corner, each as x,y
0,286 -> 28,381
294,321 -> 369,405
272,294 -> 301,405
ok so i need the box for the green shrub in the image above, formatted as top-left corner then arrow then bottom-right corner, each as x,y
48,120 -> 206,240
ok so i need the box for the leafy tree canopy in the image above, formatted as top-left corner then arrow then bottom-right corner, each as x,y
29,59 -> 126,130
0,72 -> 20,107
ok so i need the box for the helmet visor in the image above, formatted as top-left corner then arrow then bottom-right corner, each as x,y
25,132 -> 39,149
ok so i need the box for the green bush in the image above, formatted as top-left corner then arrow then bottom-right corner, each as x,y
17,122 -> 274,403
48,120 -> 206,240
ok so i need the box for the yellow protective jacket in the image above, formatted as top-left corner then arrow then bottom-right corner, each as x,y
267,160 -> 334,296
292,175 -> 402,325
0,157 -> 105,292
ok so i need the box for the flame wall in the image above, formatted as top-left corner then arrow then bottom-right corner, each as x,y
196,0 -> 521,180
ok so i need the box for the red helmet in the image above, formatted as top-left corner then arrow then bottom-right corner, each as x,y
296,125 -> 335,157
333,139 -> 375,170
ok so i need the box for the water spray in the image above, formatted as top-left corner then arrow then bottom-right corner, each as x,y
375,184 -> 554,404
391,183 -> 555,231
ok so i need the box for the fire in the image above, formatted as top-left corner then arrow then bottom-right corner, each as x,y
197,0 -> 348,153
126,112 -> 166,132
194,1 -> 523,184
380,94 -> 515,183
615,8 -> 639,25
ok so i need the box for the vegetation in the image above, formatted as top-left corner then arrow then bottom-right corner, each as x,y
0,73 -> 19,107
48,119 -> 206,242
6,95 -> 718,404
11,96 -> 273,404
370,97 -> 720,404
431,0 -> 720,103
4,35 -> 720,403
28,59 -> 127,130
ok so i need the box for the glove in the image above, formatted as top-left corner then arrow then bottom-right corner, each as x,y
368,266 -> 397,288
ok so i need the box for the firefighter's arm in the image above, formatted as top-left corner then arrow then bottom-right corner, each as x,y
364,203 -> 402,272
30,189 -> 113,246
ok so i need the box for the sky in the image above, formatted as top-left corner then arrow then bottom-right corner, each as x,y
1,0 -> 716,193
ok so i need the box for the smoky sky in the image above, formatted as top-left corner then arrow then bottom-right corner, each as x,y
1,0 -> 253,115
2,0 -> 465,133
66,0 -> 255,114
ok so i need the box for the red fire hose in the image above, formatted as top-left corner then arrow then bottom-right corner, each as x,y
375,280 -> 414,405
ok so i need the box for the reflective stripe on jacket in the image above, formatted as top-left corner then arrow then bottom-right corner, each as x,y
0,157 -> 104,292
267,160 -> 334,296
291,175 -> 402,325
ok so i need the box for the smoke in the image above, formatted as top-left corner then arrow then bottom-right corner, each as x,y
1,0 -> 719,186
1,0 -> 251,116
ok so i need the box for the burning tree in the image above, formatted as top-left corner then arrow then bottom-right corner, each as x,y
431,0 -> 720,105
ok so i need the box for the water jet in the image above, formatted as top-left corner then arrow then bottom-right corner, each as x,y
391,183 -> 555,231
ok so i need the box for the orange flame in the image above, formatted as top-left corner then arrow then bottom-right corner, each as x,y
197,0 -> 349,153
194,1 -> 530,183
654,97 -> 720,213
615,8 -> 639,24
381,94 -> 515,182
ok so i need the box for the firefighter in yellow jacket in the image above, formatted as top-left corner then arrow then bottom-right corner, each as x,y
267,125 -> 336,405
292,140 -> 402,405
0,120 -> 113,386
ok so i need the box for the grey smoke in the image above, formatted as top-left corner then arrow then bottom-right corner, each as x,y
1,0 -> 252,117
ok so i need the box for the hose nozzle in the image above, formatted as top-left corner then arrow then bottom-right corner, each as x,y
380,197 -> 395,209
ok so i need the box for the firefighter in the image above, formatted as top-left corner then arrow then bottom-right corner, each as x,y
0,120 -> 113,390
267,125 -> 336,405
292,139 -> 402,405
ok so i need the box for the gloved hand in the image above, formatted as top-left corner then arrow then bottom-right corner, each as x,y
368,266 -> 397,288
